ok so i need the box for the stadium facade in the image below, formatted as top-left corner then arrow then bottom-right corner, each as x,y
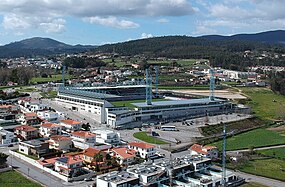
56,81 -> 236,128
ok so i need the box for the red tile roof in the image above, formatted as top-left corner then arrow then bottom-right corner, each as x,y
70,131 -> 96,138
60,119 -> 81,125
190,144 -> 217,155
24,112 -> 37,117
83,147 -> 101,157
15,125 -> 37,132
50,135 -> 72,141
113,147 -> 136,159
41,123 -> 61,128
129,142 -> 155,149
37,157 -> 57,166
56,154 -> 83,165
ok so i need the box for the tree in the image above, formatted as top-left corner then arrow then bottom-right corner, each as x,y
0,153 -> 8,168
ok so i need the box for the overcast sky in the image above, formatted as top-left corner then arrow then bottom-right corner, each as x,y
0,0 -> 284,45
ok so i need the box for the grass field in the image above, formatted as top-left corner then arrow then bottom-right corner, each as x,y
0,170 -> 42,187
240,158 -> 285,181
211,128 -> 285,150
240,182 -> 269,187
133,132 -> 168,144
240,87 -> 285,120
111,98 -> 167,108
40,90 -> 57,98
31,74 -> 71,84
258,147 -> 285,159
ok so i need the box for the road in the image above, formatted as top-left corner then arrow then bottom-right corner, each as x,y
228,144 -> 285,153
233,170 -> 285,187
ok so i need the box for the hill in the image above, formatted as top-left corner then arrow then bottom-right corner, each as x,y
0,37 -> 97,58
200,30 -> 285,45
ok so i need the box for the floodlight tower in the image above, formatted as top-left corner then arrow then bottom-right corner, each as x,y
145,68 -> 152,105
209,68 -> 215,101
222,122 -> 227,187
62,65 -> 66,88
155,66 -> 159,97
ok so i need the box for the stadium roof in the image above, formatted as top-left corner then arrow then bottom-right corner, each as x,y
132,98 -> 225,108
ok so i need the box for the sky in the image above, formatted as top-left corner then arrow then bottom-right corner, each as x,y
0,0 -> 285,45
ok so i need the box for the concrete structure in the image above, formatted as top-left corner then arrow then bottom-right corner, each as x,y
37,111 -> 60,122
190,144 -> 219,160
19,139 -> 49,158
128,142 -> 156,159
93,129 -> 120,145
14,125 -> 39,141
48,135 -> 73,152
29,103 -> 49,112
70,131 -> 96,149
96,171 -> 140,187
39,123 -> 62,137
0,127 -> 15,145
59,119 -> 82,132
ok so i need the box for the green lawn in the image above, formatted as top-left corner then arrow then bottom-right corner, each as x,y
158,85 -> 210,90
240,182 -> 269,187
40,90 -> 57,98
0,170 -> 42,187
111,98 -> 167,108
240,87 -> 285,120
240,158 -> 285,181
211,128 -> 285,151
31,74 -> 71,84
133,132 -> 168,144
258,147 -> 285,159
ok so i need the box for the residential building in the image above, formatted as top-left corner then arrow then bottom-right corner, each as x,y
190,144 -> 219,160
20,112 -> 40,125
128,142 -> 156,159
39,123 -> 62,137
19,139 -> 49,158
70,131 -> 96,149
48,135 -> 73,153
111,147 -> 136,165
96,171 -> 140,187
83,147 -> 102,164
93,129 -> 120,145
0,127 -> 15,145
29,103 -> 49,112
14,125 -> 39,141
59,119 -> 82,132
37,111 -> 60,122
0,105 -> 19,113
54,155 -> 84,177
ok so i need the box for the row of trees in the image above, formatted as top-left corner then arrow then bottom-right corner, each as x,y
0,67 -> 35,86
269,71 -> 285,95
63,56 -> 106,68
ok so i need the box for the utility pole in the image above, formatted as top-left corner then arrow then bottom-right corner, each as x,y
222,122 -> 227,187
62,65 -> 66,88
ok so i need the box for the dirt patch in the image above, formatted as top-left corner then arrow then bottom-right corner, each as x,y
267,125 -> 285,134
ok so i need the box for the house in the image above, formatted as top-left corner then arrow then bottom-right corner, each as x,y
70,131 -> 96,149
54,154 -> 84,177
93,129 -> 120,145
59,119 -> 82,132
83,147 -> 102,164
19,139 -> 50,158
0,127 -> 15,145
128,142 -> 156,159
14,125 -> 39,141
111,147 -> 136,165
29,103 -> 49,112
0,105 -> 19,113
189,144 -> 218,160
48,135 -> 73,153
20,112 -> 40,125
39,123 -> 62,137
37,111 -> 60,122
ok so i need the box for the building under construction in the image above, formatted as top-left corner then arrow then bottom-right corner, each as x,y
56,68 -> 237,128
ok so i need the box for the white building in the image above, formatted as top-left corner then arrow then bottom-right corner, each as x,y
39,123 -> 62,137
70,131 -> 96,149
29,103 -> 49,112
37,111 -> 60,122
96,171 -> 140,187
93,129 -> 120,145
128,142 -> 156,159
189,144 -> 219,160
0,127 -> 15,145
48,135 -> 73,153
55,155 -> 84,177
59,119 -> 82,132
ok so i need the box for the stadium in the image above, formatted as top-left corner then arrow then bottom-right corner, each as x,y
56,69 -> 237,128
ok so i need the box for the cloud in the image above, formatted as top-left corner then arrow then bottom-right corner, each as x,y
83,16 -> 139,29
0,0 -> 195,32
157,18 -> 169,23
141,33 -> 153,39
